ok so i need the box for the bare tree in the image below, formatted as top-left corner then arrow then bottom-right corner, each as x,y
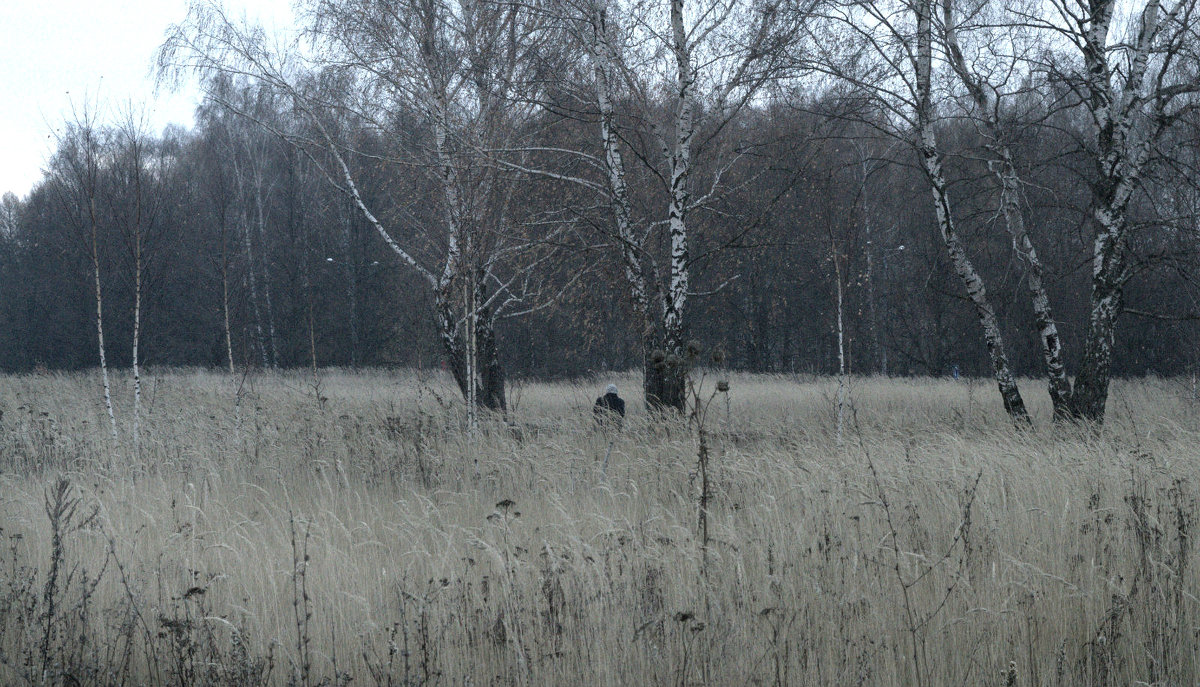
806,0 -> 1030,423
0,193 -> 18,238
162,0 -> 569,415
108,110 -> 154,453
48,108 -> 119,440
1026,0 -> 1200,421
936,0 -> 1072,419
849,133 -> 900,376
193,99 -> 240,374
918,0 -> 1030,422
214,81 -> 284,369
531,0 -> 812,410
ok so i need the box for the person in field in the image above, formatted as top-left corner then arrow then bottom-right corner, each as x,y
594,383 -> 625,429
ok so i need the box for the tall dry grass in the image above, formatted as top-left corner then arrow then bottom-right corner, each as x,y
1,369 -> 1198,685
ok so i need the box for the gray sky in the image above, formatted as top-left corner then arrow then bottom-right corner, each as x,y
0,0 -> 295,198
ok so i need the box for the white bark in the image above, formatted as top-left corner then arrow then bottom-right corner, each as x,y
590,2 -> 651,326
1064,0 -> 1198,421
339,198 -> 360,367
132,174 -> 143,457
212,114 -> 240,374
116,121 -> 150,456
319,125 -> 437,287
89,195 -> 118,443
941,0 -> 1070,416
921,141 -> 1027,422
221,220 -> 235,375
236,200 -> 269,368
914,0 -> 1028,423
577,0 -> 796,409
996,152 -> 1071,413
662,0 -> 695,356
251,170 -> 279,367
63,124 -> 121,443
832,238 -> 846,445
164,0 -> 570,412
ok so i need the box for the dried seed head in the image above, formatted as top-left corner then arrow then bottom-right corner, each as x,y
686,340 -> 702,359
717,380 -> 730,393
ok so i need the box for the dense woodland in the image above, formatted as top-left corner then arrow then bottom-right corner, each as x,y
0,0 -> 1198,423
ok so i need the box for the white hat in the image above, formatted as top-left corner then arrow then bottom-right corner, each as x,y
606,383 -> 618,395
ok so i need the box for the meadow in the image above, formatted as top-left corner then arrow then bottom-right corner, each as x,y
1,369 -> 1199,686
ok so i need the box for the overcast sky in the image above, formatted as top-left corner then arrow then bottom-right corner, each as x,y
0,0 -> 296,199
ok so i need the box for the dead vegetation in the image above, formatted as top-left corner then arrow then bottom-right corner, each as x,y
1,370 -> 1199,685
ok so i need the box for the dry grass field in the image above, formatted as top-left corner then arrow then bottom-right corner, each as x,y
2,369 -> 1199,686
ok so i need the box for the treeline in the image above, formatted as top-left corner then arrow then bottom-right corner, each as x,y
1,97 -> 1194,375
0,0 -> 1198,424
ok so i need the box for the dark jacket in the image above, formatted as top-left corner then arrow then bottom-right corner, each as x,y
593,392 -> 626,427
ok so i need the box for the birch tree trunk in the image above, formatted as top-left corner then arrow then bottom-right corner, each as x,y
430,104 -> 505,415
657,0 -> 697,413
1070,170 -> 1142,421
577,0 -> 793,412
941,0 -> 1071,419
131,175 -> 143,456
88,194 -> 119,442
995,151 -> 1072,419
589,1 -> 668,410
920,145 -> 1028,423
220,209 -> 235,374
54,122 -> 119,441
252,174 -> 279,367
1061,0 -> 1164,422
478,309 -> 507,413
833,238 -> 846,444
914,0 -> 1029,424
1071,251 -> 1126,421
321,109 -> 509,413
438,297 -> 508,414
165,0 -> 556,415
238,204 -> 269,369
340,198 -> 360,368
471,262 -> 507,413
118,121 -> 151,456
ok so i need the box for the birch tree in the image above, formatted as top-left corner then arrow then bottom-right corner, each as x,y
108,113 -> 156,453
808,0 -> 1030,423
48,112 -> 119,440
192,100 -> 240,374
0,194 -> 18,238
1028,0 -> 1200,421
938,0 -> 1072,419
189,80 -> 284,370
212,82 -> 285,369
162,0 -> 564,414
528,0 -> 667,407
303,0 -> 567,414
537,0 -> 812,410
